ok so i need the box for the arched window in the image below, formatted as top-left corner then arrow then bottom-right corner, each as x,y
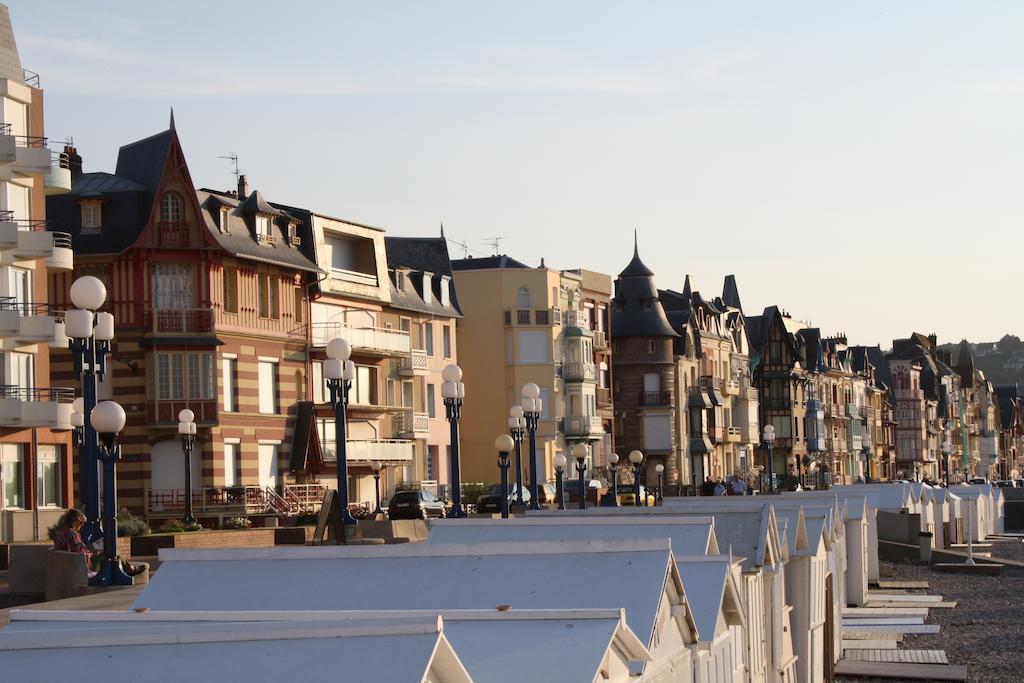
516,287 -> 531,308
160,193 -> 183,223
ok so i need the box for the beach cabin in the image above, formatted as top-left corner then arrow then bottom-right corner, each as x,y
676,556 -> 747,683
134,540 -> 698,682
0,612 -> 473,683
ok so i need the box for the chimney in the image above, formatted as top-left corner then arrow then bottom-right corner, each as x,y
64,144 -> 82,179
237,174 -> 248,200
928,333 -> 938,349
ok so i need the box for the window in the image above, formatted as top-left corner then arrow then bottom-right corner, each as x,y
257,274 -> 279,319
539,388 -> 551,420
160,193 -> 183,223
258,360 -> 278,414
646,339 -> 656,354
427,384 -> 436,419
187,353 -> 215,400
396,272 -> 405,292
152,263 -> 193,310
293,288 -> 304,323
352,365 -> 378,405
81,202 -> 101,232
535,309 -> 549,325
156,353 -> 185,399
1,444 -> 24,509
424,322 -> 434,356
426,445 -> 438,481
516,309 -> 531,325
37,445 -> 60,507
223,441 -> 239,487
255,215 -> 271,238
219,207 -> 231,233
442,326 -> 452,358
9,267 -> 31,311
222,356 -> 236,412
223,267 -> 238,313
257,443 -> 278,487
516,287 -> 532,308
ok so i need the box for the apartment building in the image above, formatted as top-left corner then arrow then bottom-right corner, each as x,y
0,4 -> 74,543
450,255 -> 613,486
47,122 -> 320,519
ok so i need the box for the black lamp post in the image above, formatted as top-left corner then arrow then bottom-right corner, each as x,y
177,409 -> 197,526
572,443 -> 588,510
325,337 -> 357,526
628,450 -> 644,507
762,424 -> 776,493
521,383 -> 542,511
65,276 -> 113,545
553,453 -> 566,510
371,461 -> 384,516
655,464 -> 665,505
442,364 -> 467,518
89,400 -> 131,587
608,453 -> 620,506
495,435 -> 514,519
508,406 -> 526,506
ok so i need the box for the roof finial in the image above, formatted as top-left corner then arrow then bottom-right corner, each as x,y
633,229 -> 639,257
440,221 -> 445,238
169,107 -> 176,131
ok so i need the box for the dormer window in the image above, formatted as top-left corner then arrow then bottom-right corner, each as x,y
255,214 -> 276,246
422,273 -> 433,304
286,222 -> 300,247
81,202 -> 101,234
395,271 -> 405,292
160,192 -> 183,223
440,276 -> 451,306
219,207 -> 231,234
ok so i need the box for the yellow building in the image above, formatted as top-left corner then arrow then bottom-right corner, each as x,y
451,255 -> 612,486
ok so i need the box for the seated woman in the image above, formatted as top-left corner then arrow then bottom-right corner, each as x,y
53,509 -> 96,575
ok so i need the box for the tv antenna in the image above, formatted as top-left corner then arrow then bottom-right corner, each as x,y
482,236 -> 504,256
219,153 -> 240,181
447,237 -> 471,258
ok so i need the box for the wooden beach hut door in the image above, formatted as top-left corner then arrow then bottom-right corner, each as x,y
824,574 -> 835,681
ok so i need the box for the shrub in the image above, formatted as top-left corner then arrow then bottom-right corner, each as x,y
157,519 -> 203,533
222,517 -> 252,530
117,508 -> 151,537
461,483 -> 487,505
295,511 -> 319,526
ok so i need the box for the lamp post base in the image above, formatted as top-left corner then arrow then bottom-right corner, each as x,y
448,507 -> 468,519
339,510 -> 359,525
89,557 -> 134,587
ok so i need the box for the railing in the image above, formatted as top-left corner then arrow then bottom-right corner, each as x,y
563,310 -> 590,328
394,410 -> 429,436
147,307 -> 215,334
23,69 -> 40,88
148,399 -> 217,424
310,322 -> 411,354
763,397 -> 791,410
723,379 -> 740,395
398,350 -> 428,374
283,484 -> 328,511
563,415 -> 604,436
0,297 -> 62,318
639,391 -> 672,407
727,426 -> 742,440
698,375 -> 719,391
563,361 -> 596,381
255,232 -> 278,246
596,387 -> 611,406
157,221 -> 190,247
322,439 -> 415,463
287,235 -> 302,247
13,134 -> 47,149
0,123 -> 10,136
0,385 -> 74,403
146,485 -> 327,517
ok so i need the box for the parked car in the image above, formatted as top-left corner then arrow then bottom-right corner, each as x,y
995,480 -> 1017,488
388,490 -> 447,519
475,484 -> 531,513
968,477 -> 989,485
536,483 -> 558,505
615,483 -> 648,506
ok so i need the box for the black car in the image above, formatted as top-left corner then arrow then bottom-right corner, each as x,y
475,484 -> 531,513
388,490 -> 447,519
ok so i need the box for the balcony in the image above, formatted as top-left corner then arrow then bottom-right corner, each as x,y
398,349 -> 428,376
147,308 -> 215,335
0,299 -> 61,346
504,307 -> 561,327
596,387 -> 611,407
0,124 -> 14,163
562,415 -> 605,437
847,403 -> 859,418
593,330 -> 608,350
894,388 -> 924,400
723,379 -> 740,396
698,375 -> 719,391
0,385 -> 74,429
311,322 -> 411,355
322,439 -> 415,464
563,361 -> 596,381
148,399 -> 217,425
157,221 -> 190,248
0,215 -> 73,270
726,426 -> 742,443
9,135 -> 51,175
563,309 -> 591,328
394,409 -> 430,438
44,150 -> 71,195
639,391 -> 672,407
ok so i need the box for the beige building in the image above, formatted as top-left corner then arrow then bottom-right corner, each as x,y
450,255 -> 613,486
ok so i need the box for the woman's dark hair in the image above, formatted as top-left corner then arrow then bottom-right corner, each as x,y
60,509 -> 86,529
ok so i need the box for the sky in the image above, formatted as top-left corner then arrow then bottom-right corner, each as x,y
11,1 -> 1023,347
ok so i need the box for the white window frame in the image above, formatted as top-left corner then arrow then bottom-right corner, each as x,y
223,439 -> 240,487
221,355 -> 236,412
1,443 -> 25,510
81,203 -> 101,231
258,359 -> 279,414
36,445 -> 60,508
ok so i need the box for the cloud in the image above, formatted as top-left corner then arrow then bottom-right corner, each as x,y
426,70 -> 670,95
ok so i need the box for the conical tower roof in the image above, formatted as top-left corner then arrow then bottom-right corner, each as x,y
611,236 -> 677,339
722,274 -> 743,313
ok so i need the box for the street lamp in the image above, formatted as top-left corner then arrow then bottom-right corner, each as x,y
655,464 -> 665,505
862,433 -> 873,484
65,275 -> 113,544
177,409 -> 198,526
553,453 -> 567,510
628,450 -> 644,507
572,443 -> 588,510
521,383 -> 542,511
495,435 -> 514,519
324,337 -> 358,526
508,406 -> 526,506
89,400 -> 131,586
762,424 -> 776,494
442,364 -> 467,518
608,453 -> 621,506
942,437 -> 953,488
370,461 -> 384,516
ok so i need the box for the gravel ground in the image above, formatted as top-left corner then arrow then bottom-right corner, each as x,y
836,538 -> 1024,682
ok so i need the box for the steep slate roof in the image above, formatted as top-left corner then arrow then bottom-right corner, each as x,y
197,190 -> 321,273
611,241 -> 678,339
995,385 -> 1023,430
722,275 -> 743,313
385,236 -> 463,316
0,5 -> 23,83
450,254 -> 528,270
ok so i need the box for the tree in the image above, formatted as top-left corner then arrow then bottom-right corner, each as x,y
998,334 -> 1024,352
